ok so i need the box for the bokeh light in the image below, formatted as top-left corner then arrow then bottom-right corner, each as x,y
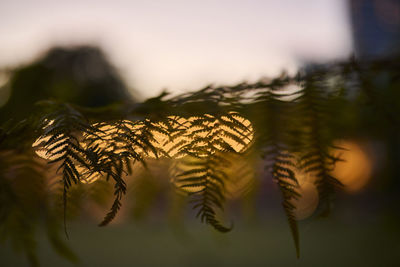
291,167 -> 319,220
330,140 -> 373,193
32,113 -> 254,186
171,152 -> 255,199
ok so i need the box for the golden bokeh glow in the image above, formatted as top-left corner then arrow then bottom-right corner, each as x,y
330,140 -> 372,193
32,113 -> 254,185
290,168 -> 319,220
171,153 -> 255,199
221,153 -> 255,199
287,140 -> 373,220
292,181 -> 319,220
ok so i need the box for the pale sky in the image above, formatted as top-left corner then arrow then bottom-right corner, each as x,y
0,0 -> 353,98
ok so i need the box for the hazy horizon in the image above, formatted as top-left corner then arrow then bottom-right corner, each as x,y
0,0 -> 353,98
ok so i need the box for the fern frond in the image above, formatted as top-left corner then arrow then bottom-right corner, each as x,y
0,152 -> 56,266
33,103 -> 99,233
98,192 -> 123,226
173,153 -> 232,232
295,74 -> 343,215
171,112 -> 253,232
256,85 -> 303,257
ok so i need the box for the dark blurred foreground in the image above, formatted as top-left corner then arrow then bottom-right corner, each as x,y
1,209 -> 399,267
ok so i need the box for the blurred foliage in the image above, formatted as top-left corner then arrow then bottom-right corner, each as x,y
0,46 -> 134,123
1,49 -> 400,266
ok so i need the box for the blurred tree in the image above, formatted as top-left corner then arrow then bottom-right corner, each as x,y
0,46 -> 135,122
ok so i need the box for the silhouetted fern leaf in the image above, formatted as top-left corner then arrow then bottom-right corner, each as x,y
257,86 -> 302,257
295,73 -> 343,215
